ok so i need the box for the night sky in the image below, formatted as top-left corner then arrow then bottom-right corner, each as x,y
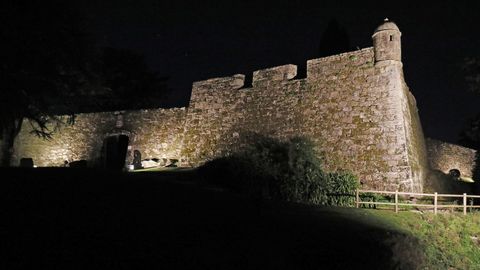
79,1 -> 480,144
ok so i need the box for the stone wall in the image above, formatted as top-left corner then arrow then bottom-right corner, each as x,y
179,48 -> 427,191
12,46 -> 429,192
19,26 -> 455,195
426,138 -> 477,178
12,108 -> 187,167
10,20 -> 479,193
13,113 -> 117,167
300,51 -> 420,191
403,90 -> 430,192
182,65 -> 302,164
122,108 -> 187,164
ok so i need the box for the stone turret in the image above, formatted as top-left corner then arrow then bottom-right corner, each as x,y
372,18 -> 402,64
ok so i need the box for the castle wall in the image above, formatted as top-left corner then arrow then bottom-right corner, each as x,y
179,48 -> 426,191
300,50 -> 425,191
11,47 -> 429,192
402,88 -> 430,192
12,108 -> 187,167
426,138 -> 477,178
122,108 -> 187,164
181,66 -> 302,163
13,113 -> 117,167
9,20 -> 477,193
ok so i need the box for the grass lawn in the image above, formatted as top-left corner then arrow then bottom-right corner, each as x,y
369,209 -> 480,269
2,167 -> 479,269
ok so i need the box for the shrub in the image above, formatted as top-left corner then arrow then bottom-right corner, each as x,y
320,172 -> 359,206
198,135 -> 359,206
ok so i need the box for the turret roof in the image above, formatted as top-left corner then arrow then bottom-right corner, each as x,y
374,18 -> 400,32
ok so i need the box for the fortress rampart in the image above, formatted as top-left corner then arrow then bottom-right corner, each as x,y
10,20 -> 474,192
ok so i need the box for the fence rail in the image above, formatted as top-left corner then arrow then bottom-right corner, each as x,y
355,189 -> 480,215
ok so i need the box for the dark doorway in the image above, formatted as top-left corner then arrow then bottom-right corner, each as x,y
103,135 -> 129,170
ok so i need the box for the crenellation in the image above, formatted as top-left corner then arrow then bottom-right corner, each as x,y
191,74 -> 245,91
190,74 -> 246,107
252,64 -> 298,87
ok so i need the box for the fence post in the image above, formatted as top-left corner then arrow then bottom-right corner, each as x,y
355,189 -> 359,208
434,192 -> 438,215
394,190 -> 398,213
463,193 -> 467,215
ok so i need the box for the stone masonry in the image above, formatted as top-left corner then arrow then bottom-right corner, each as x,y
426,138 -> 477,179
11,19 -> 473,192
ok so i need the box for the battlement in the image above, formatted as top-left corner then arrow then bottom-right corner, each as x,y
252,64 -> 297,86
191,64 -> 299,94
309,47 -> 374,64
190,47 -> 375,96
307,47 -> 374,79
192,74 -> 245,92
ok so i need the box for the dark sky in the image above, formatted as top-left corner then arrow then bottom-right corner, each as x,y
79,0 -> 480,144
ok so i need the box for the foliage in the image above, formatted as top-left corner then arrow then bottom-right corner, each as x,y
96,47 -> 169,111
460,58 -> 480,150
322,172 -> 359,206
0,1 -> 93,165
318,19 -> 351,57
0,1 -> 168,166
198,136 -> 359,206
459,114 -> 480,150
463,57 -> 480,94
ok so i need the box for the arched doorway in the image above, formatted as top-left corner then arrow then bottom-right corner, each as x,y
103,134 -> 129,170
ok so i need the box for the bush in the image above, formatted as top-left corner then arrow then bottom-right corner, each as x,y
198,135 -> 359,206
320,172 -> 359,206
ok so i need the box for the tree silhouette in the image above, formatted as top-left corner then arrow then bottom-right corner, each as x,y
318,19 -> 351,57
459,57 -> 480,150
463,57 -> 480,94
56,47 -> 170,113
459,57 -> 480,190
98,47 -> 168,111
459,116 -> 480,150
0,1 -> 168,166
0,1 -> 97,166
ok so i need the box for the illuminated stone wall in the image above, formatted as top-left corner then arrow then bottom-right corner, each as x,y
122,108 -> 187,164
12,47 -> 429,192
12,108 -> 187,167
303,54 -> 428,192
12,22 -> 438,192
13,113 -> 117,167
181,48 -> 428,192
426,138 -> 477,178
182,65 -> 302,163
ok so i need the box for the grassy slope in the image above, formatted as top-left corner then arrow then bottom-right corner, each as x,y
2,168 -> 479,269
369,210 -> 480,269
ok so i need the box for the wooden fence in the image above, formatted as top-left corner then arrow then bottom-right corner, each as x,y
356,189 -> 480,215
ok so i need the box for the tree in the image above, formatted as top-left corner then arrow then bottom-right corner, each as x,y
54,47 -> 170,114
459,58 -> 480,149
463,57 -> 480,94
0,1 -> 99,166
97,47 -> 169,111
459,115 -> 480,150
318,19 -> 351,57
0,1 -> 169,166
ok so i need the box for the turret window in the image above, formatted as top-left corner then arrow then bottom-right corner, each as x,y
389,35 -> 393,41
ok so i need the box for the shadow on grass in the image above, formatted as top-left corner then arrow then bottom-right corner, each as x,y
1,168 -> 421,269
